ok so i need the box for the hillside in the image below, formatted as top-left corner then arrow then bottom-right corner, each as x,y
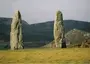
0,17 -> 90,42
25,20 -> 90,42
0,17 -> 29,41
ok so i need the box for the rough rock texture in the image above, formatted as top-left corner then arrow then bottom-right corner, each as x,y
54,11 -> 65,48
10,10 -> 24,50
80,38 -> 90,48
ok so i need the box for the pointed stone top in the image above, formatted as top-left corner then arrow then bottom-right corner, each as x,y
15,10 -> 20,14
14,10 -> 21,19
56,10 -> 63,21
56,10 -> 62,14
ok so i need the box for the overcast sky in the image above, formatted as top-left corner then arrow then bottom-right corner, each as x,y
0,0 -> 90,24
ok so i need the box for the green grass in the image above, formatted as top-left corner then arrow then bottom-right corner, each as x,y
0,48 -> 90,64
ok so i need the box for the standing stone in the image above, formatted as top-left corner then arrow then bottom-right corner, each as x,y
10,10 -> 24,50
54,10 -> 65,48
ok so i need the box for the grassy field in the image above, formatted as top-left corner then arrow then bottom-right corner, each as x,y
0,48 -> 90,64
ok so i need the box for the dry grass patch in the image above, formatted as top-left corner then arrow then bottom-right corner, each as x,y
0,48 -> 90,64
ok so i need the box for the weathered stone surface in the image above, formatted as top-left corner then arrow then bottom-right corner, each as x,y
10,10 -> 23,50
80,38 -> 90,48
54,10 -> 65,48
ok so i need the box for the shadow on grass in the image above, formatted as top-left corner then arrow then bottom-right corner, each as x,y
0,42 -> 49,50
23,42 -> 48,49
0,44 -> 10,50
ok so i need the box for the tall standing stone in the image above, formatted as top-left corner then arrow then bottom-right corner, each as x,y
10,10 -> 24,50
54,10 -> 65,48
